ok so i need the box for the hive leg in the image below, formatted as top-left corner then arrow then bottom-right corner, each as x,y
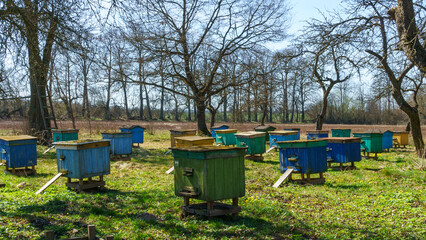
319,172 -> 324,179
67,177 -> 71,183
232,198 -> 239,219
307,174 -> 311,181
339,163 -> 343,171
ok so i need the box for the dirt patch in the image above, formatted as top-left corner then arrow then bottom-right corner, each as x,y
112,161 -> 143,170
0,120 -> 425,136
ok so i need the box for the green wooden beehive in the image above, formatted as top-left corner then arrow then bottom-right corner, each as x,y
353,131 -> 383,153
331,129 -> 351,137
215,129 -> 238,146
52,129 -> 79,143
235,131 -> 266,155
254,125 -> 276,143
172,146 -> 246,202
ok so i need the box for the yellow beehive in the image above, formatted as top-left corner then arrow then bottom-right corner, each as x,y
174,136 -> 215,147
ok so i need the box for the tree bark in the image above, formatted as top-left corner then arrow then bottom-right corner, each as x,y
195,98 -> 210,135
390,0 -> 426,78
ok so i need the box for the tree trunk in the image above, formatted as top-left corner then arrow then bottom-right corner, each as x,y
187,97 -> 191,121
391,0 -> 426,78
26,17 -> 55,144
209,109 -> 216,128
144,84 -> 152,120
223,95 -> 227,122
138,52 -> 144,120
195,98 -> 210,135
316,92 -> 329,130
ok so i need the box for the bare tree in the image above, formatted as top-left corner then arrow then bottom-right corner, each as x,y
122,0 -> 290,135
0,0 -> 86,143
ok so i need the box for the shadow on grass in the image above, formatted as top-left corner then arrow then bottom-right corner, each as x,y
12,187 -> 315,239
325,182 -> 368,190
131,148 -> 172,166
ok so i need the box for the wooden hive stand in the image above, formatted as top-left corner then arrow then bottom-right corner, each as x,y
4,165 -> 36,176
182,196 -> 241,219
66,175 -> 105,192
361,150 -> 379,160
327,160 -> 357,171
287,172 -> 325,185
245,154 -> 264,161
45,225 -> 113,240
111,154 -> 131,161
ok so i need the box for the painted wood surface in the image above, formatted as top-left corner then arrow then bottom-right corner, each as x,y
0,135 -> 37,169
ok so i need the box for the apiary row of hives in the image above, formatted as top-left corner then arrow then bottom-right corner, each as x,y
1,125 -> 411,219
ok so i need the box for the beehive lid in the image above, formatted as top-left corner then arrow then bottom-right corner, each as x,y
174,136 -> 215,142
276,139 -> 328,148
0,135 -> 37,141
235,131 -> 266,138
325,137 -> 361,143
269,130 -> 298,136
170,129 -> 197,134
331,128 -> 351,131
215,129 -> 238,134
211,125 -> 229,129
353,130 -> 383,135
101,131 -> 132,135
121,125 -> 145,129
52,129 -> 79,133
55,139 -> 110,150
254,125 -> 276,131
393,131 -> 409,134
307,130 -> 329,134
171,145 -> 246,152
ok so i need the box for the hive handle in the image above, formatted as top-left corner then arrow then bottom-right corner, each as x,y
288,156 -> 299,161
183,167 -> 194,176
179,186 -> 199,197
1,148 -> 6,154
59,155 -> 66,161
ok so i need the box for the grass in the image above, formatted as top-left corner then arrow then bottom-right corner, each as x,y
0,130 -> 425,239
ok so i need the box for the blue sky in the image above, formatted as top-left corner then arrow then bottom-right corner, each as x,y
268,0 -> 344,50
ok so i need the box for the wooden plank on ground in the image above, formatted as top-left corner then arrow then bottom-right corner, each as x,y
36,172 -> 63,194
166,166 -> 174,174
43,145 -> 55,154
273,168 -> 294,188
265,147 -> 276,154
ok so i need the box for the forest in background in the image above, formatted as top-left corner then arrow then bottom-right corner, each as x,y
0,0 -> 425,155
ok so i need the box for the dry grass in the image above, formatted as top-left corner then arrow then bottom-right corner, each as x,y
0,119 -> 423,135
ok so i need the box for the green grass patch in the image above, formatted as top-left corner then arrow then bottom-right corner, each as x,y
0,131 -> 425,239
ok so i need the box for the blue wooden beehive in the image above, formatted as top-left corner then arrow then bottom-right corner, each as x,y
120,125 -> 145,145
284,128 -> 301,140
382,130 -> 393,151
0,135 -> 37,170
102,132 -> 133,155
269,131 -> 299,147
210,125 -> 229,138
307,130 -> 329,140
326,137 -> 361,164
277,140 -> 328,174
55,139 -> 111,179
